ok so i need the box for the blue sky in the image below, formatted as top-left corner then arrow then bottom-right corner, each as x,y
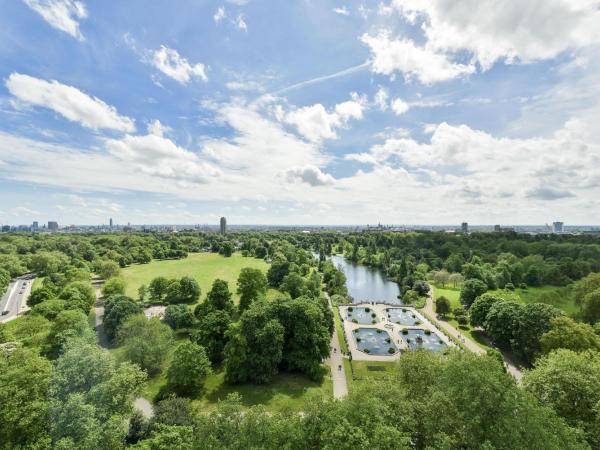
1,0 -> 599,226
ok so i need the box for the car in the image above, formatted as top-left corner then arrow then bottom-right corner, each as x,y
1,311 -> 8,316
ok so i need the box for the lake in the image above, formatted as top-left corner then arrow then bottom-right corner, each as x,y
330,255 -> 401,304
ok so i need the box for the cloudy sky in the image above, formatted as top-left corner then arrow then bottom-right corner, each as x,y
1,0 -> 600,226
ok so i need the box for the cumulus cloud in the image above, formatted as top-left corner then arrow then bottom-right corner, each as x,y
23,0 -> 87,40
213,6 -> 226,23
213,6 -> 248,31
390,0 -> 600,70
6,73 -> 135,132
284,165 -> 336,186
391,98 -> 409,115
151,46 -> 208,84
284,96 -> 365,142
361,33 -> 475,84
374,87 -> 389,111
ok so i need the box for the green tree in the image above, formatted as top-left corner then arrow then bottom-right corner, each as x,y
178,276 -> 201,303
95,259 -> 121,280
102,277 -> 126,297
48,309 -> 95,355
237,267 -> 267,311
266,257 -> 290,287
138,284 -> 148,303
280,272 -> 306,299
118,316 -> 173,376
32,297 -> 67,320
459,278 -> 488,307
524,349 -> 600,448
0,348 -> 52,448
483,301 -> 524,349
152,397 -> 195,427
581,288 -> 600,324
149,277 -> 170,303
164,304 -> 194,329
27,286 -> 55,307
103,295 -> 142,341
166,342 -> 212,395
204,279 -> 234,314
191,309 -> 231,364
59,281 -> 96,313
514,303 -> 562,362
540,316 -> 600,353
435,295 -> 451,317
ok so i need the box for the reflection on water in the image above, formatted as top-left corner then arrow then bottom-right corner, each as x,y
330,255 -> 401,304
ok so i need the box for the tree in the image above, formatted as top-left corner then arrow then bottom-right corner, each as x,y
513,303 -> 562,362
164,304 -> 194,330
204,279 -> 234,314
32,298 -> 67,320
280,272 -> 306,299
412,280 -> 430,296
459,278 -> 488,308
581,288 -> 600,324
483,301 -> 524,349
166,342 -> 212,395
219,242 -> 233,257
59,281 -> 96,313
178,276 -> 201,304
138,284 -> 148,303
540,316 -> 600,353
402,289 -> 419,304
95,259 -> 121,280
152,397 -> 195,427
432,270 -> 451,287
448,272 -> 465,287
118,316 -> 173,376
573,272 -> 600,307
102,277 -> 126,297
164,279 -> 182,304
48,309 -> 95,355
149,277 -> 170,303
469,293 -> 506,327
103,295 -> 142,340
28,286 -> 55,307
435,296 -> 451,317
191,309 -> 232,364
0,348 -> 52,448
524,349 -> 600,448
267,257 -> 290,287
237,267 -> 267,311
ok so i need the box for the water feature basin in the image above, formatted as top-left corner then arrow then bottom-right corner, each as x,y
352,327 -> 397,355
400,328 -> 447,351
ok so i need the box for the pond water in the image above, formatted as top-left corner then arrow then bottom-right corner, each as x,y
400,328 -> 447,351
346,306 -> 379,325
386,307 -> 421,326
352,327 -> 397,355
330,255 -> 401,304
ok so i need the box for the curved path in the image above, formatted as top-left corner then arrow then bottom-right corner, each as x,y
93,279 -> 154,418
424,288 -> 522,382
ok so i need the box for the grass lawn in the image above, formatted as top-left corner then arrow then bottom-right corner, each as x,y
121,252 -> 271,304
333,307 -> 348,354
509,286 -> 578,316
350,360 -> 397,380
32,276 -> 44,291
432,285 -> 461,310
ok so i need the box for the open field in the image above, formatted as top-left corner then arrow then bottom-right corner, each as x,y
350,360 -> 397,380
121,252 -> 273,303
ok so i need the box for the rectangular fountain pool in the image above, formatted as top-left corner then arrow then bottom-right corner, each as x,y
400,328 -> 447,351
386,308 -> 421,326
346,306 -> 379,325
352,327 -> 397,355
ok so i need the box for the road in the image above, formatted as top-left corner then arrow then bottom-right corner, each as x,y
0,274 -> 35,323
424,288 -> 522,382
92,279 -> 154,418
325,295 -> 348,399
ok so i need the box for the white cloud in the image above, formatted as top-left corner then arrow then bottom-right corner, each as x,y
6,73 -> 135,132
106,132 -> 222,185
333,6 -> 350,16
213,6 -> 226,23
391,98 -> 409,115
235,14 -> 247,31
361,33 -> 475,84
284,96 -> 365,142
284,165 -> 336,186
151,46 -> 208,84
374,87 -> 388,111
23,0 -> 87,40
390,0 -> 600,70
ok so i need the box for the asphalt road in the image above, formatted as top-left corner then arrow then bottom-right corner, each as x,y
0,274 -> 35,323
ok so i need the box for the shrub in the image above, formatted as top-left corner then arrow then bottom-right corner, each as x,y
371,313 -> 376,318
388,347 -> 395,354
406,338 -> 411,343
356,337 -> 361,342
424,329 -> 431,335
385,338 -> 391,343
402,329 -> 408,335
505,283 -> 515,291
365,307 -> 370,312
519,283 -> 528,290
363,348 -> 370,354
371,320 -> 376,324
352,319 -> 358,324
376,329 -> 382,334
353,329 -> 359,333
402,309 -> 407,313
415,320 -> 422,325
348,307 -> 353,312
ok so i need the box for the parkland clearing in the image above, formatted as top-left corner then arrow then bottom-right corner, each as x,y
2,229 -> 600,449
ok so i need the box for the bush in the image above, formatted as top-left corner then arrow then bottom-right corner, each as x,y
363,348 -> 370,354
406,338 -> 411,343
371,313 -> 376,318
385,338 -> 391,343
352,319 -> 358,324
376,329 -> 382,334
519,283 -> 528,290
402,329 -> 409,335
415,320 -> 422,325
365,307 -> 370,312
505,283 -> 515,291
348,307 -> 353,312
371,320 -> 376,324
424,330 -> 431,335
388,347 -> 395,354
356,337 -> 361,342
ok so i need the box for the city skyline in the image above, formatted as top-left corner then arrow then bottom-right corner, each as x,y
1,1 -> 600,224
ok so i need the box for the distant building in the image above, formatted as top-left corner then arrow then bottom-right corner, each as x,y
1,225 -> 9,232
552,221 -> 564,233
461,222 -> 469,234
109,217 -> 113,228
220,217 -> 227,234
494,225 -> 515,233
48,221 -> 59,231
32,221 -> 39,230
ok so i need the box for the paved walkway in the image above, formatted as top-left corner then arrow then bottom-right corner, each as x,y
424,288 -> 522,382
326,296 -> 348,399
92,279 -> 154,417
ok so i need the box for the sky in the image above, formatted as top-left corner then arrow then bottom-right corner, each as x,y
1,0 -> 600,226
